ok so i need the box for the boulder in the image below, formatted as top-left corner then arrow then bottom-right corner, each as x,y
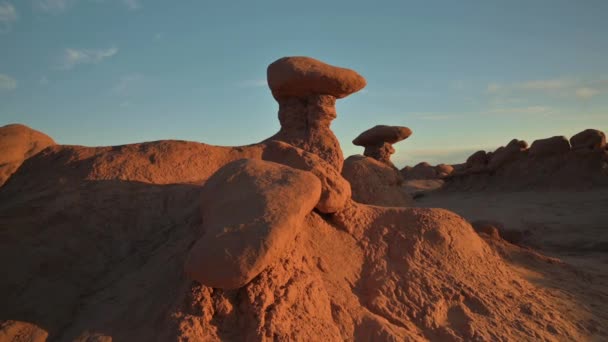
466,150 -> 489,171
529,136 -> 570,158
185,159 -> 321,289
262,140 -> 351,213
488,139 -> 528,170
267,56 -> 366,99
342,155 -> 413,207
570,129 -> 606,151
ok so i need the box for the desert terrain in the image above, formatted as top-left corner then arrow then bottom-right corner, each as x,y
0,56 -> 607,342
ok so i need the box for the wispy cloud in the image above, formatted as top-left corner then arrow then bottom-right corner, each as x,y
485,77 -> 605,101
485,105 -> 554,116
575,87 -> 600,100
39,76 -> 49,85
34,0 -> 142,13
60,47 -> 118,69
0,73 -> 17,90
237,79 -> 267,88
0,2 -> 17,32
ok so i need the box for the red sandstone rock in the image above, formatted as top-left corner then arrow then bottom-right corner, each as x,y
352,125 -> 412,166
185,159 -> 321,289
342,155 -> 412,206
262,140 -> 351,213
0,124 -> 55,186
267,56 -> 366,99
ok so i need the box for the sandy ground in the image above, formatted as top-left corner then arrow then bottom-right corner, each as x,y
409,185 -> 608,338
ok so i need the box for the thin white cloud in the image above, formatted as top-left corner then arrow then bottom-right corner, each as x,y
237,79 -> 267,88
39,76 -> 49,85
60,47 -> 118,69
0,2 -> 17,32
575,87 -> 599,100
486,106 -> 554,116
0,73 -> 17,90
34,0 -> 141,13
486,77 -> 605,100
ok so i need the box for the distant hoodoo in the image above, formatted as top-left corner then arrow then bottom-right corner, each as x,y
352,125 -> 412,167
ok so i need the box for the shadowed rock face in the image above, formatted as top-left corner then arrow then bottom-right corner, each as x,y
0,124 -> 55,186
570,129 -> 606,152
266,57 -> 367,171
529,136 -> 570,158
353,125 -> 412,167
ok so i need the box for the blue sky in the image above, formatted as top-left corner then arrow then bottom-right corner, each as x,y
1,0 -> 607,167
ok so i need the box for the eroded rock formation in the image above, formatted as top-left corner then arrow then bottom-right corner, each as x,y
0,124 -> 55,186
447,129 -> 608,190
352,125 -> 412,167
266,57 -> 366,171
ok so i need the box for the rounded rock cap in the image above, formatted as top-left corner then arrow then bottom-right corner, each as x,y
267,56 -> 366,99
352,125 -> 413,146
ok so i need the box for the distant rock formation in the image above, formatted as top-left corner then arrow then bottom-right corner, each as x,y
0,124 -> 55,186
352,125 -> 412,168
343,125 -> 413,206
447,129 -> 608,190
266,56 -> 366,171
401,162 -> 454,180
570,129 -> 606,152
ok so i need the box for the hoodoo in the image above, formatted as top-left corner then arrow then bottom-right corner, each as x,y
352,125 -> 412,168
266,56 -> 367,171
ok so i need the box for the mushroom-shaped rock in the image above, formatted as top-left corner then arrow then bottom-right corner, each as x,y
0,124 -> 55,186
185,159 -> 322,289
262,140 -> 351,213
352,125 -> 413,166
570,129 -> 606,151
488,139 -> 528,170
268,56 -> 366,99
266,57 -> 367,172
342,155 -> 413,207
529,136 -> 570,158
